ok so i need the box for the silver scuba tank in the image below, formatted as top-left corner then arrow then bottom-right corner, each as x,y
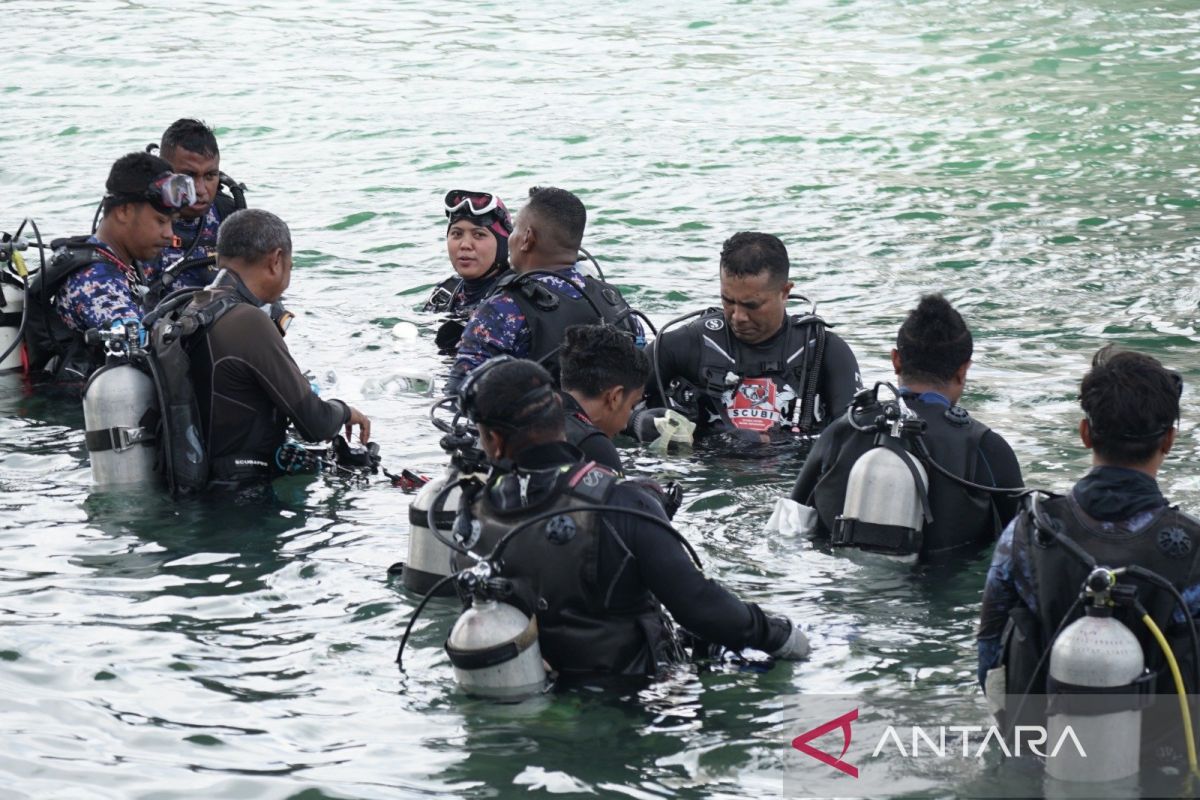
445,598 -> 547,700
0,276 -> 24,372
1045,601 -> 1145,783
832,444 -> 929,558
82,362 -> 159,487
402,469 -> 461,595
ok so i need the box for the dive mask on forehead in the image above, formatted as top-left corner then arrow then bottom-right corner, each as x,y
445,190 -> 500,217
150,172 -> 197,210
444,189 -> 514,235
107,172 -> 196,215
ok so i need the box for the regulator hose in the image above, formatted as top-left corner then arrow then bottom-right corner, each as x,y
0,218 -> 45,367
1137,602 -> 1200,778
395,572 -> 458,668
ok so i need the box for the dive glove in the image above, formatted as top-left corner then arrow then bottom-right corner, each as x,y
626,407 -> 668,442
770,618 -> 811,661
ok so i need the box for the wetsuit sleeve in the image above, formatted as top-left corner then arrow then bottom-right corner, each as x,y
976,430 -> 1024,532
609,485 -> 786,652
224,306 -> 351,442
54,261 -> 140,333
977,519 -> 1020,687
576,431 -> 624,474
817,331 -> 861,420
791,426 -> 835,505
643,327 -> 692,409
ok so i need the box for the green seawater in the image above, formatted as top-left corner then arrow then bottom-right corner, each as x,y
2,1 -> 1199,797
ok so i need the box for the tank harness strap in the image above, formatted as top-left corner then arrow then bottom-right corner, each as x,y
0,311 -> 22,327
84,407 -> 159,453
445,613 -> 539,670
409,503 -> 457,530
1045,670 -> 1157,717
831,518 -> 922,555
887,435 -> 934,524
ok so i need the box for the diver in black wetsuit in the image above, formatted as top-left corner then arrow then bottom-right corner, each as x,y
638,232 -> 861,447
791,294 -> 1023,559
422,189 -> 513,352
450,358 -> 811,679
183,209 -> 370,489
557,324 -> 650,474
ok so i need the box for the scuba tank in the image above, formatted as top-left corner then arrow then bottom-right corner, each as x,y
1044,568 -> 1146,784
0,272 -> 24,372
445,564 -> 547,700
398,400 -> 490,596
81,322 -> 159,487
831,384 -> 932,558
402,469 -> 462,595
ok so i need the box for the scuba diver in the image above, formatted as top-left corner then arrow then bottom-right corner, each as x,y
444,357 -> 810,681
444,186 -> 643,395
151,208 -> 370,492
978,346 -> 1200,769
423,189 -> 513,352
790,294 -> 1023,559
142,118 -> 248,306
558,323 -> 650,474
25,151 -> 188,382
637,232 -> 860,446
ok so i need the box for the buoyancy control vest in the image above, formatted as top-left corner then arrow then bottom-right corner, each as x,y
452,462 -> 675,677
498,270 -> 640,379
810,399 -> 995,557
25,236 -> 144,379
144,192 -> 242,310
143,285 -> 253,494
999,493 -> 1200,730
683,308 -> 828,436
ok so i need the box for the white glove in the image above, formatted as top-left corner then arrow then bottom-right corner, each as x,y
771,619 -> 812,661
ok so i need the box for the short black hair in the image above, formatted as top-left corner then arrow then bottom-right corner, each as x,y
471,359 -> 564,451
719,232 -> 789,284
1080,345 -> 1181,465
103,151 -> 176,214
559,325 -> 650,397
161,118 -> 219,159
896,294 -> 973,384
525,186 -> 586,251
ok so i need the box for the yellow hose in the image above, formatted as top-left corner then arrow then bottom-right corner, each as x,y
1140,612 -> 1200,778
11,250 -> 27,278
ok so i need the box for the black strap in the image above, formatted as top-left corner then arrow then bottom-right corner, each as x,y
0,311 -> 22,327
831,518 -> 922,555
410,504 -> 457,529
85,425 -> 155,452
1046,670 -> 1157,716
882,436 -> 934,524
444,613 -> 539,670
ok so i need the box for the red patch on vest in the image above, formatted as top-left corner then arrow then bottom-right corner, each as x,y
727,377 -> 779,432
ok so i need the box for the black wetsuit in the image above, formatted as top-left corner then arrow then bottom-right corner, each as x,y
186,271 -> 350,482
645,309 -> 861,444
452,442 -> 790,677
792,390 -> 1023,558
561,391 -> 623,473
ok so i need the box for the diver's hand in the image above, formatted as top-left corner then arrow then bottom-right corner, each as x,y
626,407 -> 667,442
345,405 -> 371,444
770,618 -> 811,661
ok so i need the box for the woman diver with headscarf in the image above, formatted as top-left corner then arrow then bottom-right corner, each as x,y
423,189 -> 513,351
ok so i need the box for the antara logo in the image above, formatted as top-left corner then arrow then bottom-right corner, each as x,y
792,709 -> 1087,777
792,709 -> 859,778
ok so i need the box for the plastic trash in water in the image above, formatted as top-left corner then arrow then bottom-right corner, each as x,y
648,409 -> 696,454
391,321 -> 419,341
765,497 -> 819,535
361,373 -> 436,399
